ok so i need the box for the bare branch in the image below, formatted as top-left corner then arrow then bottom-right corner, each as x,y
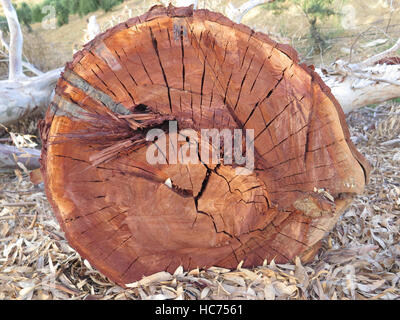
0,0 -> 24,80
0,143 -> 40,172
0,68 -> 63,125
0,30 -> 44,76
226,0 -> 273,23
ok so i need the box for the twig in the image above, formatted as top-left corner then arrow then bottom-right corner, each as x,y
349,26 -> 373,64
0,187 -> 44,195
1,202 -> 36,207
385,0 -> 394,33
226,0 -> 273,23
352,72 -> 400,86
381,138 -> 400,146
0,216 -> 15,220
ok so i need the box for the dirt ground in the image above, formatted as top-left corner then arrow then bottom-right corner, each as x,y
0,101 -> 399,300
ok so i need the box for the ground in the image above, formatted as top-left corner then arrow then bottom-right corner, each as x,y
0,101 -> 399,300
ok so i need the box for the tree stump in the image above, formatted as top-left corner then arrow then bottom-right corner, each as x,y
40,5 -> 370,286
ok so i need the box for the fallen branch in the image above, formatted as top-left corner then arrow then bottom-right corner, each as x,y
0,143 -> 41,171
316,37 -> 400,113
0,68 -> 63,125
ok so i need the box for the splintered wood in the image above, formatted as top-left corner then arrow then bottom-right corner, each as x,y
39,5 -> 370,287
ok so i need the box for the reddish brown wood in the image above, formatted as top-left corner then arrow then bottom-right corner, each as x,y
40,5 -> 370,286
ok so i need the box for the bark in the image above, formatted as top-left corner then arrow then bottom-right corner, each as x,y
40,5 -> 369,286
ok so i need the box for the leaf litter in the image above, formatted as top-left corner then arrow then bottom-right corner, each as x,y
0,102 -> 399,300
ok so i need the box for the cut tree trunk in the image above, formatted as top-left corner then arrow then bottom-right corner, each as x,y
40,5 -> 370,286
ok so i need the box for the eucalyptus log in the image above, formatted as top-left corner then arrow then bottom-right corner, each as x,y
40,5 -> 370,286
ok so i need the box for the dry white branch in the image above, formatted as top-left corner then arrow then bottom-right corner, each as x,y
0,0 -> 24,80
0,68 -> 62,125
0,143 -> 40,172
226,0 -> 270,23
317,64 -> 400,113
316,37 -> 400,113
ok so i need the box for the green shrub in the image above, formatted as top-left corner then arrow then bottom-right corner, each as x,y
17,2 -> 33,32
265,0 -> 342,53
99,0 -> 124,13
69,0 -> 81,14
79,0 -> 100,16
0,15 -> 9,35
55,0 -> 70,27
31,5 -> 45,23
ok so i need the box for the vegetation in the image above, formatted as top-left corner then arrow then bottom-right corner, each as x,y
55,0 -> 70,27
266,0 -> 343,53
16,2 -> 33,32
0,15 -> 8,35
78,0 -> 100,16
31,4 -> 46,23
99,0 -> 125,13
